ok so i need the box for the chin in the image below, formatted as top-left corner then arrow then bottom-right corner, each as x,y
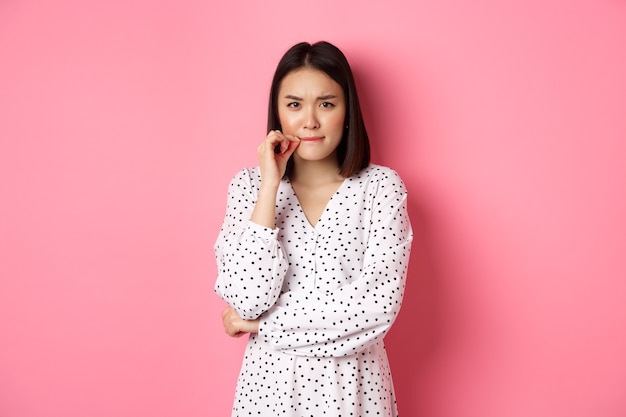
295,150 -> 337,163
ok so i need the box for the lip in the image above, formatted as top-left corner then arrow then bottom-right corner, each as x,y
299,136 -> 324,142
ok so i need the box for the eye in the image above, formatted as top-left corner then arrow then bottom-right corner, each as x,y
320,102 -> 335,108
287,102 -> 300,108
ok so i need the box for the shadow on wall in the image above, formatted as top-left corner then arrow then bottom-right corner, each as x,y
385,188 -> 445,417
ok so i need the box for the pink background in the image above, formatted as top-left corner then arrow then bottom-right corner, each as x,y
1,1 -> 625,416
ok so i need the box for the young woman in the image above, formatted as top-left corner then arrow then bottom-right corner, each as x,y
215,41 -> 413,417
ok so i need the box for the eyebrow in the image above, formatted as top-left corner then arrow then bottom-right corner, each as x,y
283,94 -> 338,101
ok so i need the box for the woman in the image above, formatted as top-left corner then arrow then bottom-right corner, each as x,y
215,41 -> 413,416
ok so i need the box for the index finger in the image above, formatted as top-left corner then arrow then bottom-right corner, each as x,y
277,134 -> 300,154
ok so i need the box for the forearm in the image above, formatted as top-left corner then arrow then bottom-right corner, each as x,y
250,184 -> 279,229
257,277 -> 404,357
259,240 -> 412,357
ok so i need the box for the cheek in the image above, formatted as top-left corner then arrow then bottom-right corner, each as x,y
278,111 -> 296,131
328,111 -> 346,131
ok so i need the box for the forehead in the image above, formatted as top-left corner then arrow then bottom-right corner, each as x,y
278,68 -> 343,96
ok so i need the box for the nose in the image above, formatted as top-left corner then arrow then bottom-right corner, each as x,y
303,108 -> 319,129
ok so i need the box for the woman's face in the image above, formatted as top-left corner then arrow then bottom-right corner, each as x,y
277,68 -> 346,164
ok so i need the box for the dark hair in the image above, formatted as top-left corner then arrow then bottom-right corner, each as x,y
267,41 -> 370,178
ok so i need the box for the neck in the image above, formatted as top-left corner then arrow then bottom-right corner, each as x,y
291,156 -> 343,186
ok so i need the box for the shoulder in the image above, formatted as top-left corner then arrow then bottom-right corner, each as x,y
350,164 -> 408,192
223,167 -> 263,200
228,166 -> 262,188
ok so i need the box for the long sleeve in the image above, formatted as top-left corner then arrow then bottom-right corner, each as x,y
214,168 -> 289,320
258,168 -> 413,357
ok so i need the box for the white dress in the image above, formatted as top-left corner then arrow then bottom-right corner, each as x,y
215,164 -> 413,417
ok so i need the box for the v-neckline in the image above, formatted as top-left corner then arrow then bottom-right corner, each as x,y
287,177 -> 348,230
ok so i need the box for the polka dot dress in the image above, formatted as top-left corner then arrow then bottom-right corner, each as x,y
215,164 -> 413,417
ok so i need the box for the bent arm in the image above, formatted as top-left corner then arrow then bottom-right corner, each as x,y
258,174 -> 413,357
214,169 -> 289,319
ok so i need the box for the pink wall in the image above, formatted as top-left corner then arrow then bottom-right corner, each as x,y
1,1 -> 625,416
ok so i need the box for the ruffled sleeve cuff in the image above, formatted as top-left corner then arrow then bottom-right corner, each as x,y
245,220 -> 279,243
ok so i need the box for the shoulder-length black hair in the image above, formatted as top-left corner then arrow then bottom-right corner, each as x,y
267,41 -> 370,178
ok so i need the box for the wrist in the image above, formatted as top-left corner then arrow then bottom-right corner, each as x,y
251,185 -> 279,229
259,181 -> 280,195
249,319 -> 260,334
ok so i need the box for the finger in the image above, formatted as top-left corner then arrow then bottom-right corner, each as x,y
225,326 -> 239,337
268,130 -> 285,143
223,316 -> 237,336
270,132 -> 289,154
225,322 -> 245,338
281,135 -> 300,156
272,135 -> 299,155
222,308 -> 236,331
261,131 -> 286,154
280,134 -> 295,154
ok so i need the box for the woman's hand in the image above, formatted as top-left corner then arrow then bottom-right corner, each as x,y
250,131 -> 299,229
221,306 -> 260,338
257,130 -> 300,188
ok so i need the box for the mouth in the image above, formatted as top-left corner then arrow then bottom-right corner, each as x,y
299,136 -> 324,142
